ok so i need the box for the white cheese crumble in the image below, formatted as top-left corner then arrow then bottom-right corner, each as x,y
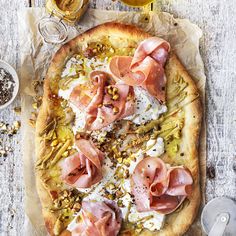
145,137 -> 165,157
125,87 -> 167,125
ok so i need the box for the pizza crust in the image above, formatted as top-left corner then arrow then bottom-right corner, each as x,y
35,22 -> 202,236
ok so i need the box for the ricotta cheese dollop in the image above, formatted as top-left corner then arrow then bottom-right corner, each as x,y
146,137 -> 165,157
125,86 -> 167,125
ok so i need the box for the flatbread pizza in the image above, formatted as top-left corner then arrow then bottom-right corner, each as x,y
35,22 -> 202,236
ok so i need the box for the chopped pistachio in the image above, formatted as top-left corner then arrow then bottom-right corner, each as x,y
32,102 -> 38,110
127,92 -> 133,101
13,121 -> 21,130
62,151 -> 69,157
52,132 -> 57,140
108,88 -> 113,95
123,159 -> 130,167
73,203 -> 81,212
110,47 -> 115,53
113,87 -> 118,93
54,199 -> 62,208
117,199 -> 124,207
113,106 -> 119,114
137,222 -> 143,228
108,183 -> 116,190
98,117 -> 104,123
107,194 -> 115,200
62,190 -> 69,197
123,169 -> 130,179
112,94 -> 119,100
13,106 -> 21,114
115,190 -> 123,198
51,140 -> 58,147
61,99 -> 68,108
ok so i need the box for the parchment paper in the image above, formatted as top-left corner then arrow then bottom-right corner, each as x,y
18,8 -> 206,236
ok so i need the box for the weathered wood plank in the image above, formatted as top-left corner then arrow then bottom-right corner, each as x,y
32,0 -> 45,7
0,1 -> 29,236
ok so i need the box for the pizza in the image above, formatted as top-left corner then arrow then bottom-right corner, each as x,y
35,22 -> 202,236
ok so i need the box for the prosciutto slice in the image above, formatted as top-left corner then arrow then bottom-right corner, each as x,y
109,37 -> 170,102
89,83 -> 134,130
70,71 -> 135,131
60,139 -> 104,188
70,200 -> 122,236
131,157 -> 193,214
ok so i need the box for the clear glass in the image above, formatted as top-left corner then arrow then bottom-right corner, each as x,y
38,17 -> 68,44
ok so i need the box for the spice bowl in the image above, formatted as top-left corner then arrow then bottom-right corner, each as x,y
0,60 -> 19,110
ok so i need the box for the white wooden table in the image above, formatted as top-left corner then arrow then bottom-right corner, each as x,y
0,0 -> 236,235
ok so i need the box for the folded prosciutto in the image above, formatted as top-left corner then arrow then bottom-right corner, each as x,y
131,157 -> 193,214
70,71 -> 135,130
109,37 -> 170,102
70,200 -> 122,236
60,139 -> 104,188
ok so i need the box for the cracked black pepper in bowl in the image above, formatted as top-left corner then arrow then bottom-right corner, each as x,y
0,68 -> 15,106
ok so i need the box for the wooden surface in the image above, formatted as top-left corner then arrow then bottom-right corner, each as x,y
0,0 -> 236,235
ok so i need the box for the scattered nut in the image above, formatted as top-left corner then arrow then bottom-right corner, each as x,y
112,87 -> 118,94
108,183 -> 116,190
62,151 -> 69,157
115,190 -> 123,198
13,121 -> 21,130
112,94 -> 119,100
13,106 -> 21,114
32,102 -> 38,110
117,199 -> 124,207
113,107 -> 119,114
51,140 -> 58,147
108,88 -> 113,95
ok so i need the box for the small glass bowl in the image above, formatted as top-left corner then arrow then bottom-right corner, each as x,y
0,60 -> 19,110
